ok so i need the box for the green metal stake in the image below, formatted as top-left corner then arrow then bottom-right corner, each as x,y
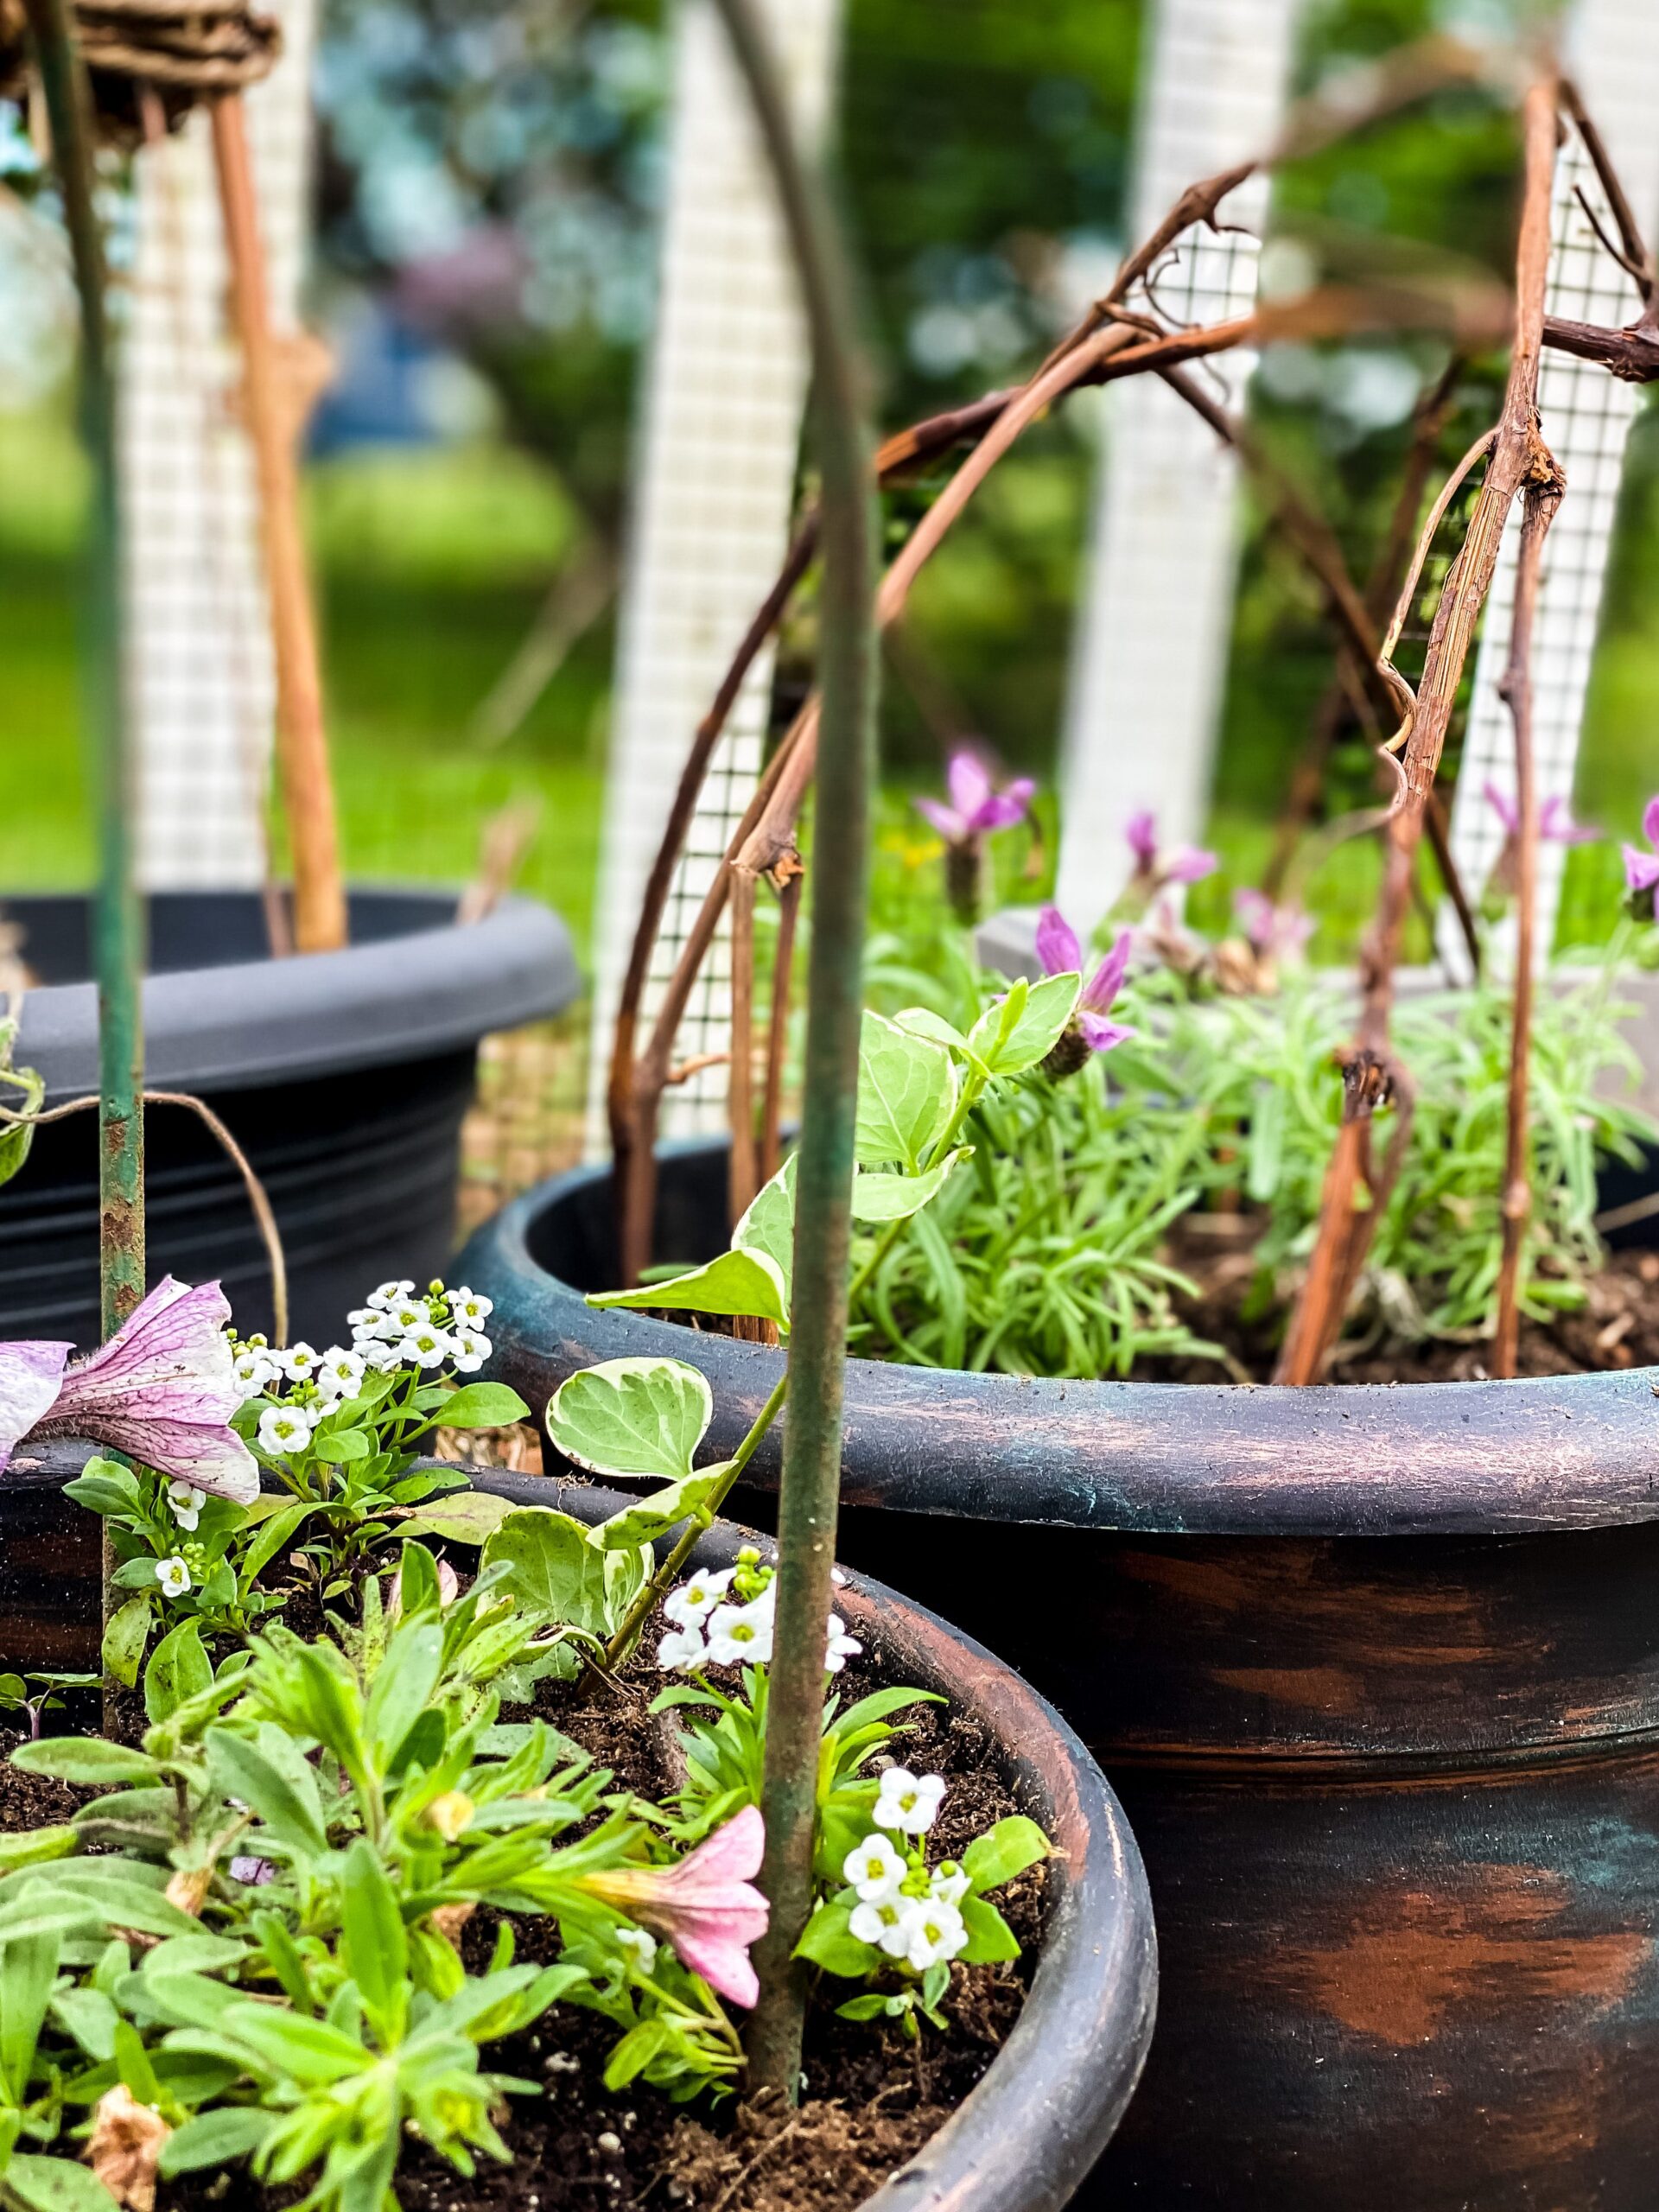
24,0 -> 145,1674
700,0 -> 878,2102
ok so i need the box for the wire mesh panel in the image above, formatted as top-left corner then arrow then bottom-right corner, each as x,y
121,0 -> 318,890
583,0 -> 841,1150
1439,0 -> 1659,970
1054,0 -> 1300,938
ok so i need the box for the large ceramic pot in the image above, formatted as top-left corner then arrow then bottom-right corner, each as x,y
1,1447 -> 1158,2212
459,1137 -> 1659,2211
3,889 -> 578,1345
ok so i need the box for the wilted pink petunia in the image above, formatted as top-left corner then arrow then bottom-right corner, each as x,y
1036,908 -> 1135,1053
914,751 -> 1035,846
1481,780 -> 1596,847
1124,808 -> 1216,891
577,1805 -> 770,2008
1624,796 -> 1659,896
23,1277 -> 258,1503
0,1341 -> 73,1477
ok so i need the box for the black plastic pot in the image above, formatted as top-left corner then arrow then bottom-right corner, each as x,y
1,1446 -> 1158,2212
460,1140 -> 1659,2211
3,889 -> 578,1347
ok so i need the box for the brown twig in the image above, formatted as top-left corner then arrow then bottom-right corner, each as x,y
1274,73 -> 1560,1384
1559,77 -> 1658,333
759,864 -> 800,1186
1491,449 -> 1566,1376
728,868 -> 758,1225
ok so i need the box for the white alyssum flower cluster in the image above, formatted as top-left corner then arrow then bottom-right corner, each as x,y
841,1769 -> 970,1971
228,1280 -> 495,1459
655,1548 -> 861,1675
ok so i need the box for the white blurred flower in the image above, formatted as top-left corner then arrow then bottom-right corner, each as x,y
663,1568 -> 733,1629
613,1924 -> 658,1972
928,1860 -> 971,1907
872,1769 -> 946,1835
704,1597 -> 773,1667
232,1348 -> 276,1400
399,1324 -> 452,1370
899,1898 -> 968,1971
849,1896 -> 915,1957
656,1624 -> 706,1671
842,1832 -> 906,1904
282,1343 -> 321,1382
257,1406 -> 315,1456
316,1347 -> 366,1402
825,1615 -> 861,1674
366,1281 -> 415,1312
155,1554 -> 192,1598
449,1287 -> 493,1325
165,1479 -> 207,1533
451,1331 -> 491,1374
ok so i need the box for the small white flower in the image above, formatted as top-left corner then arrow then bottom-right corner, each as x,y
451,1330 -> 491,1374
849,1896 -> 916,1957
166,1479 -> 207,1533
655,1624 -> 706,1671
232,1348 -> 276,1399
367,1281 -> 415,1311
282,1341 -> 321,1382
704,1598 -> 774,1667
872,1768 -> 947,1835
257,1406 -> 315,1456
399,1325 -> 452,1370
315,1347 -> 365,1401
357,1337 -> 402,1372
663,1568 -> 734,1629
388,1301 -> 430,1336
842,1833 -> 906,1904
824,1615 -> 861,1674
899,1898 -> 968,1972
155,1554 -> 193,1598
449,1287 -> 493,1325
928,1860 -> 971,1907
613,1925 -> 658,1972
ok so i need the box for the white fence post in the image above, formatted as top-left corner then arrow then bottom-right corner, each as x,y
1054,0 -> 1301,938
123,0 -> 319,891
584,0 -> 842,1153
1440,0 -> 1659,970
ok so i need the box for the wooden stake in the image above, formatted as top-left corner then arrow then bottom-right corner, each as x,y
210,92 -> 346,954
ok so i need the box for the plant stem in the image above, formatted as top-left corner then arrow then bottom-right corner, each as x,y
601,1371 -> 790,1669
695,0 -> 876,2104
23,0 -> 144,1694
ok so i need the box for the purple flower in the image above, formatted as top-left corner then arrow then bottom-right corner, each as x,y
17,1277 -> 258,1503
1124,809 -> 1217,892
1036,907 -> 1135,1054
1623,795 -> 1659,896
1482,780 -> 1597,846
1234,888 -> 1315,962
914,751 -> 1034,846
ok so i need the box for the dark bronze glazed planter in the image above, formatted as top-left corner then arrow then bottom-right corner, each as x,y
2,1446 -> 1157,2212
458,1140 -> 1659,2211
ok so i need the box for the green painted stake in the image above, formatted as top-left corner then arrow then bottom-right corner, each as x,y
24,0 -> 145,1676
701,0 -> 878,2102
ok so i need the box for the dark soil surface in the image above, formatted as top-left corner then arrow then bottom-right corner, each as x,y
1146,1231 -> 1659,1384
0,1611 -> 1039,2212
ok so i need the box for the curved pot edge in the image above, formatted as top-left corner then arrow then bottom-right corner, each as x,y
459,1148 -> 1659,1541
462,1465 -> 1159,2212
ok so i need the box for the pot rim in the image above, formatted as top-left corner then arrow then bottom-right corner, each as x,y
465,1465 -> 1158,2212
464,1143 -> 1659,1539
11,888 -> 581,1095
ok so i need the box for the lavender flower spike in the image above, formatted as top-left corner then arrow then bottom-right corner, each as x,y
30,1277 -> 259,1503
914,749 -> 1034,845
1623,795 -> 1659,897
1234,888 -> 1315,963
1481,779 -> 1596,846
1123,808 -> 1217,893
0,1341 -> 73,1475
1035,908 -> 1135,1076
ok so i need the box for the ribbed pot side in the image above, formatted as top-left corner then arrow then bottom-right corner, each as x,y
459,1143 -> 1659,2211
0,1451 -> 1158,2212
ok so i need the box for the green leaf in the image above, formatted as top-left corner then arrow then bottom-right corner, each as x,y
850,1149 -> 969,1223
397,1491 -> 513,1544
895,1007 -> 986,1076
0,1926 -> 58,2105
588,1465 -> 727,1550
158,2108 -> 274,2177
587,1245 -> 790,1328
969,972 -> 1081,1077
143,1619 -> 211,1726
240,1500 -> 321,1586
793,1896 -> 876,1978
962,1815 -> 1050,1895
733,1155 -> 796,1286
312,1426 -> 372,1464
101,1596 -> 152,1691
856,1010 -> 959,1170
340,1840 -> 408,2044
544,1357 -> 712,1484
10,1741 -> 158,1787
834,1993 -> 895,2022
480,1509 -> 619,1638
61,1465 -> 142,1519
365,1622 -> 443,1773
957,1894 -> 1020,1964
218,2003 -> 368,2085
440,1382 -> 531,1429
0,1830 -> 77,1875
1,2154 -> 119,2212
204,1729 -> 326,1858
602,2018 -> 669,2089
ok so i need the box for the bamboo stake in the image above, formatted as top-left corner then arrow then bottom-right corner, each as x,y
210,92 -> 346,955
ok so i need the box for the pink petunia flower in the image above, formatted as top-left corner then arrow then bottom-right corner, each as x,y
914,750 -> 1034,846
577,1806 -> 770,2008
19,1277 -> 258,1503
1035,908 -> 1135,1054
1481,779 -> 1597,847
1124,809 -> 1217,893
0,1341 -> 73,1476
1624,795 -> 1659,897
